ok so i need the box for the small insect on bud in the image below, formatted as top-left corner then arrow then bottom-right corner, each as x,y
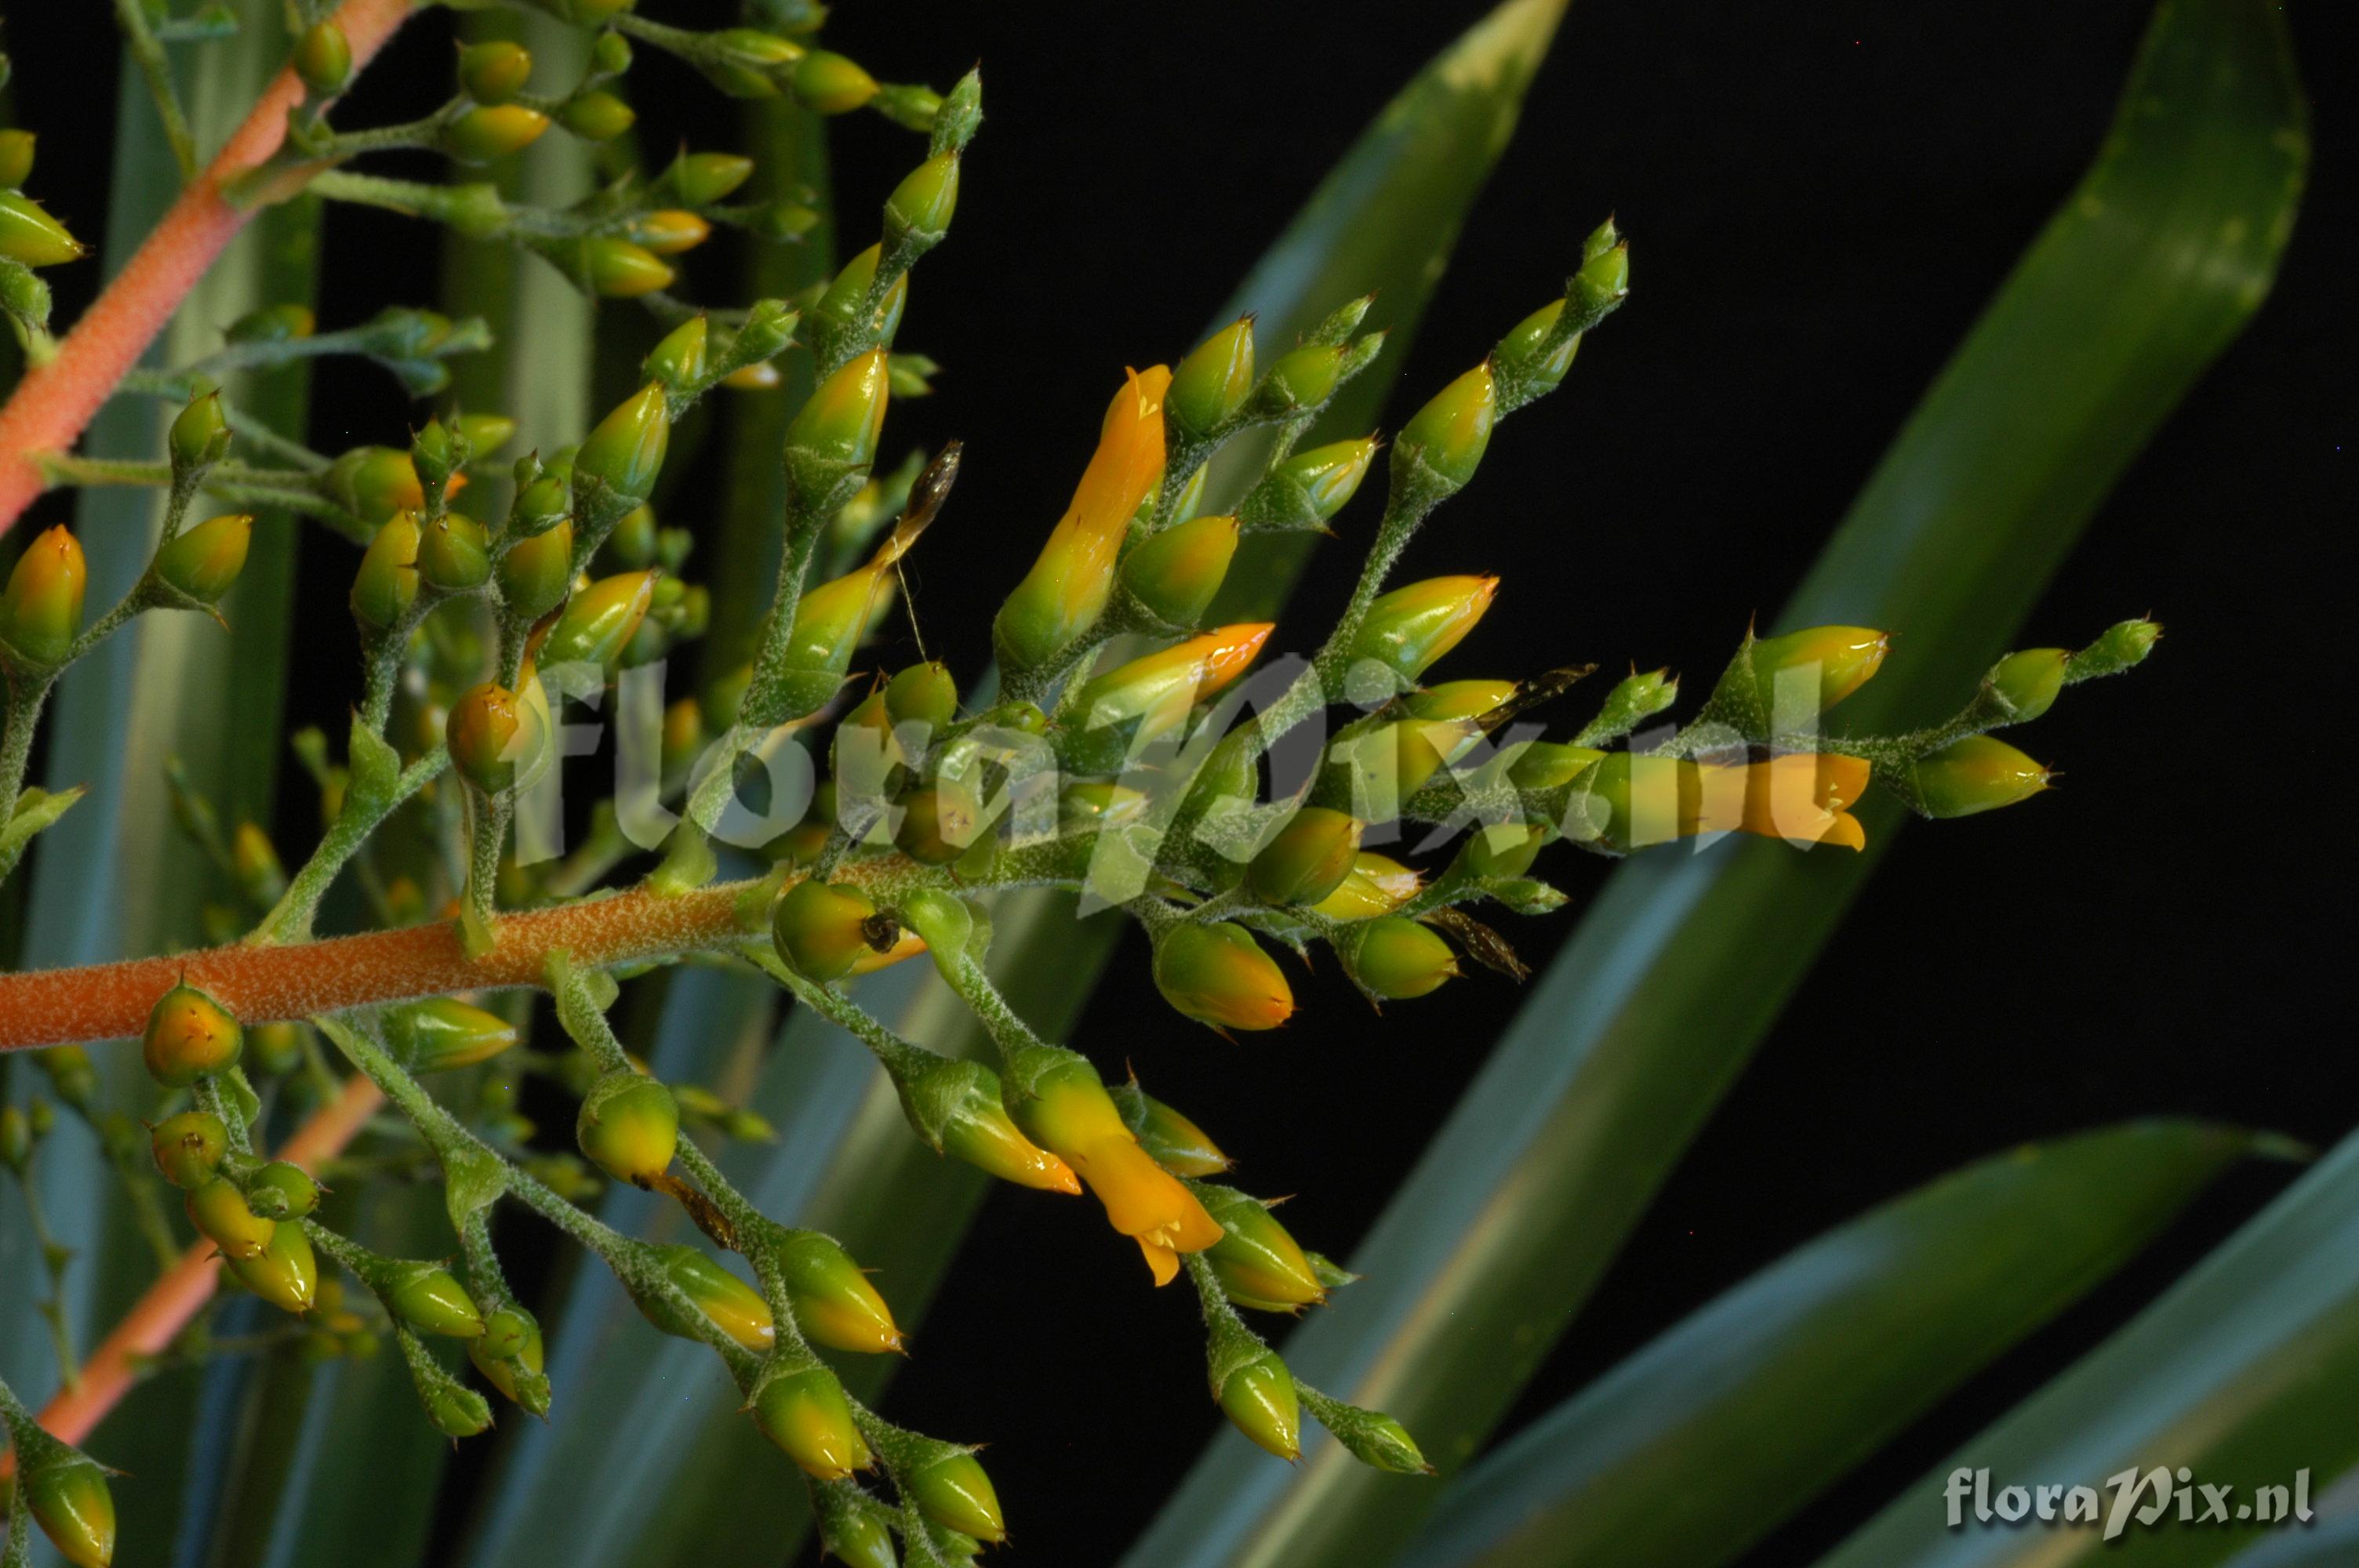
350,512 -> 423,633
1116,1080 -> 1230,1176
1219,1349 -> 1301,1461
885,150 -> 961,247
496,520 -> 574,621
579,236 -> 674,299
142,982 -> 242,1087
146,1108 -> 226,1178
1985,648 -> 2069,722
667,150 -> 754,206
1393,363 -> 1497,492
1907,735 -> 2052,818
1248,807 -> 1363,908
416,511 -> 493,591
295,20 -> 354,95
186,1176 -> 276,1259
24,1451 -> 116,1568
169,389 -> 231,471
1152,921 -> 1295,1034
1169,318 -> 1256,438
1350,575 -> 1499,686
1122,513 -> 1239,628
629,208 -> 710,257
778,1230 -> 903,1354
538,571 -> 656,671
0,188 -> 85,267
153,514 -> 253,606
1743,625 -> 1890,717
469,1310 -> 548,1413
752,1366 -> 873,1480
445,103 -> 551,163
575,1070 -> 679,1186
792,50 -> 881,114
1347,916 -> 1459,1000
387,1263 -> 485,1338
1199,1186 -> 1325,1310
574,383 -> 671,513
458,40 -> 533,104
0,129 -> 35,190
905,1446 -> 1005,1544
771,878 -> 885,982
243,1160 -> 321,1221
558,91 -> 635,143
0,524 -> 88,666
636,1243 -> 776,1351
384,997 -> 518,1071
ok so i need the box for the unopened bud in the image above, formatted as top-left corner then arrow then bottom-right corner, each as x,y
1392,364 -> 1496,492
0,129 -> 34,190
24,1451 -> 115,1568
1347,916 -> 1458,1000
1742,625 -> 1889,717
149,1109 -> 230,1188
752,1366 -> 872,1480
296,20 -> 353,95
169,389 -> 231,471
668,151 -> 755,206
416,511 -> 492,591
579,236 -> 674,299
905,1446 -> 1005,1543
1984,648 -> 2067,722
496,521 -> 574,619
1199,1185 -> 1325,1310
634,1243 -> 776,1351
916,1060 -> 1078,1193
574,384 -> 671,511
387,997 -> 519,1071
154,513 -> 253,604
142,982 -> 242,1087
1256,343 -> 1343,415
1493,296 -> 1579,399
1218,1349 -> 1300,1460
1349,574 -> 1498,684
1248,807 -> 1362,907
558,91 -> 634,143
446,103 -> 551,163
792,50 -> 879,114
0,188 -> 84,267
885,151 -> 961,245
1153,921 -> 1294,1033
772,878 -> 884,982
1907,735 -> 2050,818
778,1229 -> 902,1354
459,40 -> 532,103
1122,514 -> 1238,627
630,209 -> 710,256
1169,318 -> 1255,438
1114,1080 -> 1230,1176
1,524 -> 86,665
2070,617 -> 2161,679
333,445 -> 425,524
1245,437 -> 1378,531
576,1070 -> 678,1185
469,1309 -> 548,1414
350,513 -> 423,632
1064,622 -> 1272,772
387,1262 -> 484,1338
783,347 -> 889,509
187,1176 -> 276,1259
540,570 -> 656,671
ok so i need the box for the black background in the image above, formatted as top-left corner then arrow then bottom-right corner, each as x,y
5,2 -> 2353,1563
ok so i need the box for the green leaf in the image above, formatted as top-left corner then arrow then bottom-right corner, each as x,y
1400,1120 -> 2269,1568
1813,1122 -> 2359,1568
1129,2 -> 2306,1563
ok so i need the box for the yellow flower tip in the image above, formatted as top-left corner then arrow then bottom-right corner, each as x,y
1138,1235 -> 1181,1287
1819,811 -> 1867,851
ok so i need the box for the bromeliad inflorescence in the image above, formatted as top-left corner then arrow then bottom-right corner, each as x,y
0,4 -> 2160,1565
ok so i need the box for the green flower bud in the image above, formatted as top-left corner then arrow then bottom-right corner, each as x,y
1573,234 -> 1631,314
142,982 -> 242,1087
885,150 -> 961,245
2071,616 -> 2161,678
792,50 -> 879,114
783,347 -> 890,508
1244,437 -> 1379,532
1393,364 -> 1497,492
811,245 -> 906,351
1459,820 -> 1550,880
510,470 -> 569,535
386,997 -> 519,1071
1907,734 -> 2051,818
587,26 -> 632,71
1,524 -> 87,666
906,1448 -> 1005,1544
296,20 -> 353,95
387,1263 -> 485,1338
635,1243 -> 776,1351
169,389 -> 231,470
1507,739 -> 1605,790
350,512 -> 423,633
469,1310 -> 547,1414
446,682 -> 545,797
333,445 -> 425,524
1114,1080 -> 1230,1176
1247,806 -> 1364,908
2,1104 -> 37,1168
147,1109 -> 227,1187
814,1495 -> 897,1568
643,318 -> 707,390
752,1366 -> 871,1480
247,1021 -> 303,1076
154,513 -> 253,605
225,302 -> 314,343
885,660 -> 959,732
1121,514 -> 1238,626
416,511 -> 492,591
558,90 -> 635,143
1169,318 -> 1256,437
1256,343 -> 1342,414
1492,296 -> 1580,399
454,412 -> 516,457
573,383 -> 671,511
778,1229 -> 903,1354
24,1452 -> 115,1568
33,1045 -> 96,1109
1218,1349 -> 1301,1460
496,520 -> 574,619
539,570 -> 656,670
576,1071 -> 678,1185
1347,915 -> 1460,1000
1350,574 -> 1499,684
896,786 -> 975,866
458,40 -> 532,104
667,151 -> 755,206
1199,1185 -> 1325,1310
772,879 -> 881,982
1583,667 -> 1678,742
1985,647 -> 2068,721
602,506 -> 659,569
0,129 -> 34,190
244,1160 -> 321,1221
1743,625 -> 1889,715
696,27 -> 800,97
1322,1402 -> 1430,1473
1153,921 -> 1294,1033
579,236 -> 674,298
445,103 -> 551,163
907,1058 -> 1080,1192
0,187 -> 84,267
186,1175 -> 275,1259
418,1374 -> 493,1439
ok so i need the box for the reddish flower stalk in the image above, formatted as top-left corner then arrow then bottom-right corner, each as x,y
0,0 -> 419,537
0,880 -> 759,1052
0,1072 -> 383,1471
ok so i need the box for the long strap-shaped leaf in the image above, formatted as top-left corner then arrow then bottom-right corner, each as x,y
452,5 -> 1574,1565
1812,1120 -> 2359,1568
1398,1120 -> 2272,1568
1129,2 -> 2306,1564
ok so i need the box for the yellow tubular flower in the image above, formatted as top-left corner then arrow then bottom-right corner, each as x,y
1013,1062 -> 1222,1286
993,366 -> 1172,667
